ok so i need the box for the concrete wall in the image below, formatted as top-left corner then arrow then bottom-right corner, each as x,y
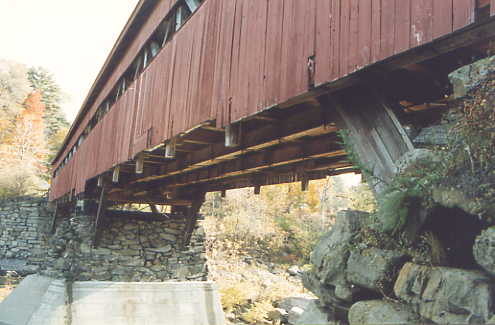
0,276 -> 225,325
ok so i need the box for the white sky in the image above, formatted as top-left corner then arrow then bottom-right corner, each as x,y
0,0 -> 139,122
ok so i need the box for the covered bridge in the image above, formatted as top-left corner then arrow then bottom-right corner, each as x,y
49,0 -> 495,241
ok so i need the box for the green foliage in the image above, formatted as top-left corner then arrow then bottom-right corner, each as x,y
28,66 -> 69,141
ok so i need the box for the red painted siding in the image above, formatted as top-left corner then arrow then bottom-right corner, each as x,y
50,0 -> 479,201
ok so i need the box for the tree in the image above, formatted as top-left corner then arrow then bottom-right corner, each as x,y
0,91 -> 48,197
27,67 -> 69,140
0,60 -> 32,144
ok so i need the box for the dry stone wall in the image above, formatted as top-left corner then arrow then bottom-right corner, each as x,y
0,197 -> 50,261
0,197 -> 208,283
41,206 -> 208,282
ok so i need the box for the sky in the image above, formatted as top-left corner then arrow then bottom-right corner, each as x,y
0,0 -> 139,122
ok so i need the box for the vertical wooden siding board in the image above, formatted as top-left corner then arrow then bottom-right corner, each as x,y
315,0 -> 332,86
453,0 -> 475,30
198,0 -> 220,124
433,0 -> 453,39
164,39 -> 178,139
380,0 -> 395,60
339,0 -> 351,76
231,0 -> 247,123
394,0 -> 411,54
263,0 -> 284,107
279,0 -> 295,104
302,0 -> 317,90
410,0 -> 433,47
358,0 -> 372,70
329,0 -> 341,81
227,0 -> 244,125
256,0 -> 269,113
349,0 -> 360,73
370,0 -> 381,63
211,0 -> 234,127
492,0 -> 495,16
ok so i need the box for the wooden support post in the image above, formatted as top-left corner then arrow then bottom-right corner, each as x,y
149,204 -> 159,214
112,166 -> 121,183
225,124 -> 241,148
301,178 -> 309,192
326,87 -> 413,193
221,190 -> 226,198
49,202 -> 58,234
93,186 -> 107,247
254,185 -> 261,195
182,192 -> 205,248
136,152 -> 145,174
165,138 -> 177,159
97,176 -> 103,187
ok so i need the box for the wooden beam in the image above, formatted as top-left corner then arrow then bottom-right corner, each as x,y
254,185 -> 261,195
152,135 -> 345,190
97,175 -> 104,187
301,178 -> 309,192
165,138 -> 177,159
225,124 -> 241,148
136,152 -> 145,174
182,193 -> 205,247
132,106 -> 338,185
93,186 -> 106,247
112,166 -> 121,183
149,204 -> 159,214
107,191 -> 192,206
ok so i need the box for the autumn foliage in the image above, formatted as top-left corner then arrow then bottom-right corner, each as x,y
0,60 -> 68,198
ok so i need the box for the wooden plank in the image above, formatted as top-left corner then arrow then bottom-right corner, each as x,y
329,0 -> 341,81
370,0 -> 382,63
394,0 -> 411,54
315,0 -> 332,85
380,0 -> 396,60
492,0 -> 495,16
358,0 -> 373,69
349,0 -> 360,73
410,0 -> 433,47
263,0 -> 284,106
453,0 -> 475,30
339,0 -> 351,76
432,0 -> 453,39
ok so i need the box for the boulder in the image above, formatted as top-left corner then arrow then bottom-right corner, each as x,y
449,55 -> 495,99
395,148 -> 438,175
348,300 -> 421,325
473,226 -> 495,277
303,210 -> 368,305
279,296 -> 317,313
346,248 -> 407,293
288,265 -> 302,276
394,263 -> 494,324
289,300 -> 337,325
413,125 -> 451,146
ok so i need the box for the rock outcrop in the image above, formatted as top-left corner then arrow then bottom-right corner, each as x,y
302,55 -> 495,324
348,300 -> 420,325
394,263 -> 493,324
474,226 -> 495,277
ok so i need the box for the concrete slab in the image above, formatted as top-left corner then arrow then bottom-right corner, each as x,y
1,278 -> 225,325
0,274 -> 53,325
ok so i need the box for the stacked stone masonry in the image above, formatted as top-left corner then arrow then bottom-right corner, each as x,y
0,197 -> 50,261
41,207 -> 208,282
0,197 -> 208,283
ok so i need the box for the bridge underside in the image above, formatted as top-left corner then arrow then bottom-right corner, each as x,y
70,17 -> 494,203
52,15 -> 495,244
